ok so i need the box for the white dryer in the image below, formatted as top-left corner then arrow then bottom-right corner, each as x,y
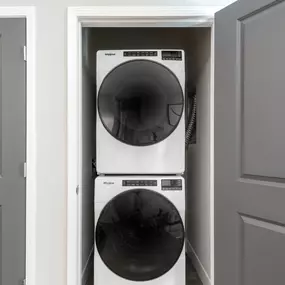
96,50 -> 185,174
94,176 -> 185,285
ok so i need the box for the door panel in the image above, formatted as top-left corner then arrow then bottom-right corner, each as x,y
0,19 -> 26,285
241,215 -> 285,285
241,1 -> 285,179
215,1 -> 285,284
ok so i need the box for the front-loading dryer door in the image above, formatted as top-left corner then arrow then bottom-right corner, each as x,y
97,60 -> 184,146
95,189 -> 185,281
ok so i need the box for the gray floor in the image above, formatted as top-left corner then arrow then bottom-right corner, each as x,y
87,256 -> 202,285
186,256 -> 203,285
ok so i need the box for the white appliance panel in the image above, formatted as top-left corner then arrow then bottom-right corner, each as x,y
96,50 -> 185,174
94,176 -> 186,285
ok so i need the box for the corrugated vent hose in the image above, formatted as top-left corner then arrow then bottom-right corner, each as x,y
185,92 -> 197,148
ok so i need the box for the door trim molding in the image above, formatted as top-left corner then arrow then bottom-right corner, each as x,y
67,6 -> 222,285
0,7 -> 36,285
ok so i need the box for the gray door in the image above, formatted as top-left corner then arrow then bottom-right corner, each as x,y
215,0 -> 285,284
0,19 -> 26,285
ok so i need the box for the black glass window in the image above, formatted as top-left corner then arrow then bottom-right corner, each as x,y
96,189 -> 184,281
98,60 -> 184,146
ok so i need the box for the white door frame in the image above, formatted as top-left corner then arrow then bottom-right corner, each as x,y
67,6 -> 222,285
0,6 -> 36,285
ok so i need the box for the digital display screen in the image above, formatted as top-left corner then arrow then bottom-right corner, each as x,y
162,52 -> 172,57
162,180 -> 171,187
162,50 -> 182,60
161,179 -> 182,190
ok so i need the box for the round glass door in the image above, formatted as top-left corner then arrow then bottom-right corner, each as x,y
98,60 -> 184,146
95,189 -> 184,281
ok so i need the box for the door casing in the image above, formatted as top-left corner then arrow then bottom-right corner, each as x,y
0,7 -> 36,285
67,5 -> 226,285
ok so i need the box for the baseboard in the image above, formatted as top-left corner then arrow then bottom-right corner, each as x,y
186,239 -> 211,285
81,245 -> 94,285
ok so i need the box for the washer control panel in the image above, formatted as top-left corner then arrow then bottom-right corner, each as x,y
161,179 -> 182,191
123,51 -> 158,57
122,180 -> 157,187
162,50 -> 182,61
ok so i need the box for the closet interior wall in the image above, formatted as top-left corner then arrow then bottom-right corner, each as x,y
81,27 -> 212,283
186,28 -> 212,282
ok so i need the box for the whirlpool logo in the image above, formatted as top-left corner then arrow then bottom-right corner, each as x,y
103,181 -> 115,185
105,53 -> 116,56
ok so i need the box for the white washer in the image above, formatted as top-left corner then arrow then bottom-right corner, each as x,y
96,50 -> 185,174
94,176 -> 185,285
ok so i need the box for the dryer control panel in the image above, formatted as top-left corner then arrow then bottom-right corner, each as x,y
122,180 -> 157,187
123,51 -> 158,57
162,50 -> 182,61
161,179 -> 182,191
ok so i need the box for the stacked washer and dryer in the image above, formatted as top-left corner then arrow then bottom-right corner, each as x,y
95,49 -> 186,285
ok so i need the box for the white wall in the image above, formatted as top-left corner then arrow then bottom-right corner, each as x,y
0,1 -> 235,285
186,28 -> 212,284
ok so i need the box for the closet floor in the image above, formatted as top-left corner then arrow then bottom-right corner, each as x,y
86,256 -> 203,285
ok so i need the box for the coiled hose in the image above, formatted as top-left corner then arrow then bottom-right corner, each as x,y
185,94 -> 197,148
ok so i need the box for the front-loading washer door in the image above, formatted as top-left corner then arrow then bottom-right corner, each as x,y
98,60 -> 184,146
95,189 -> 185,281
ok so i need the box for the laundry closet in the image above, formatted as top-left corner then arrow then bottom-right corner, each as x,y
80,27 -> 212,285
